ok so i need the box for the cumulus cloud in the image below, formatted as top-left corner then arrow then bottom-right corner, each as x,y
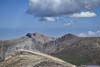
40,17 -> 57,22
69,11 -> 96,18
27,0 -> 100,17
78,30 -> 100,37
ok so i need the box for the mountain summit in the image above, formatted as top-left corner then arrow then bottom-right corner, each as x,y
58,33 -> 79,41
26,33 -> 55,44
63,33 -> 78,38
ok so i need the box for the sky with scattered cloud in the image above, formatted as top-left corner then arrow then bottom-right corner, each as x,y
69,11 -> 97,18
27,0 -> 100,17
79,30 -> 100,37
0,0 -> 100,40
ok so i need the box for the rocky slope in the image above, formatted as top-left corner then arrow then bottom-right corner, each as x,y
0,49 -> 76,67
0,33 -> 55,61
47,34 -> 100,65
0,33 -> 100,65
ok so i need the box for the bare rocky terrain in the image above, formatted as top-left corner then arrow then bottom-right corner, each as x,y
0,49 -> 76,67
0,33 -> 55,61
50,35 -> 100,65
0,33 -> 100,66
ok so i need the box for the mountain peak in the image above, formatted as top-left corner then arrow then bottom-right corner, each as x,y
26,32 -> 55,44
62,33 -> 78,39
56,33 -> 79,43
26,32 -> 45,38
66,33 -> 75,36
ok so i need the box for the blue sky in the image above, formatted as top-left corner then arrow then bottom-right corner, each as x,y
0,0 -> 100,40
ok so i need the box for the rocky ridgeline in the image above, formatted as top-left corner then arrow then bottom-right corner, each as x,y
0,33 -> 100,65
0,49 -> 76,67
0,33 -> 55,61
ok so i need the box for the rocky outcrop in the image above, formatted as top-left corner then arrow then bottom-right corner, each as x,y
0,49 -> 76,67
0,33 -> 55,61
26,32 -> 55,44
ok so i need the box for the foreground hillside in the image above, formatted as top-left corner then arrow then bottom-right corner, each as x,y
0,33 -> 100,65
0,49 -> 76,67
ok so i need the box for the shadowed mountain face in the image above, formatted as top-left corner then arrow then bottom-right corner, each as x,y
0,33 -> 100,65
47,34 -> 100,65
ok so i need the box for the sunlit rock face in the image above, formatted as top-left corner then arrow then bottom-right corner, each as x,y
0,33 -> 55,61
26,32 -> 55,44
0,50 -> 76,67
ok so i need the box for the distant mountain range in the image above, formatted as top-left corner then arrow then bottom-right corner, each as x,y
0,33 -> 100,65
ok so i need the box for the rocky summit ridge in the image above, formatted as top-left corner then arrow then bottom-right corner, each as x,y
0,33 -> 100,66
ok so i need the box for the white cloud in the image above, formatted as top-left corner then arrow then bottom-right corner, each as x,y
40,17 -> 57,22
27,0 -> 100,17
64,22 -> 72,27
69,11 -> 96,18
78,30 -> 100,37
